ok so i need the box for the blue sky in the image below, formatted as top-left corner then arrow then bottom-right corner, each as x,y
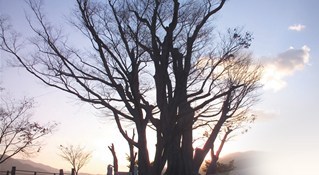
1,0 -> 319,174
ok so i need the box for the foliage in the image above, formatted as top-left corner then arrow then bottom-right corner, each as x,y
126,154 -> 138,169
202,160 -> 235,175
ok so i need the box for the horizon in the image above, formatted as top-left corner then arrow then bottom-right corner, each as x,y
1,150 -> 262,174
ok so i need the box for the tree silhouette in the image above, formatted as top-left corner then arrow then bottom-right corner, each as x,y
0,0 -> 262,174
0,88 -> 56,164
59,144 -> 92,175
202,159 -> 235,175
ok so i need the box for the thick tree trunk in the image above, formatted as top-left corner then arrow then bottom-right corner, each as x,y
165,104 -> 195,175
151,128 -> 166,175
165,132 -> 194,175
181,107 -> 195,175
182,127 -> 194,175
165,133 -> 183,175
137,127 -> 151,175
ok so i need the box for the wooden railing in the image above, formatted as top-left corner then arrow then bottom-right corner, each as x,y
1,166 -> 138,175
0,167 -> 75,175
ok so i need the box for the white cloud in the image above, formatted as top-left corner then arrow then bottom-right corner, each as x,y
251,109 -> 278,122
261,46 -> 310,92
288,24 -> 306,31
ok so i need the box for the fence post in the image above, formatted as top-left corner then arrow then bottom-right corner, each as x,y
59,169 -> 64,175
133,166 -> 138,175
11,167 -> 16,175
71,168 -> 75,175
6,171 -> 9,175
107,165 -> 112,175
34,172 -> 37,175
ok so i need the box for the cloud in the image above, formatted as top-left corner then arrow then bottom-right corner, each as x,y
261,46 -> 310,92
251,109 -> 278,122
288,24 -> 306,31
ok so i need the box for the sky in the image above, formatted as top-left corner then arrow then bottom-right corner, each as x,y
0,0 -> 319,174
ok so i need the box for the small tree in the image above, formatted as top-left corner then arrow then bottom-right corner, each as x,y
202,159 -> 235,175
0,88 -> 56,164
59,144 -> 92,175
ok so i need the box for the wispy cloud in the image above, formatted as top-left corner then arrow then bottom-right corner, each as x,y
251,109 -> 278,122
261,46 -> 310,92
288,24 -> 306,31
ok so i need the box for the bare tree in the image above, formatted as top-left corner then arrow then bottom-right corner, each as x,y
0,88 -> 56,164
108,130 -> 137,174
126,129 -> 137,173
0,0 -> 262,174
201,112 -> 256,174
108,143 -> 118,173
59,144 -> 92,175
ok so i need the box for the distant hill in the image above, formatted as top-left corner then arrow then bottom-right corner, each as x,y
0,156 -> 59,173
198,151 -> 265,175
219,151 -> 264,169
0,157 -> 100,175
218,151 -> 265,175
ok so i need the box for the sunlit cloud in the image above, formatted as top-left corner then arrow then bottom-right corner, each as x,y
288,24 -> 306,31
261,45 -> 310,92
251,109 -> 278,122
196,47 -> 310,92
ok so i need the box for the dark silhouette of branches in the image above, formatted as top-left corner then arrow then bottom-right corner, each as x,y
0,1 -> 263,174
58,144 -> 92,175
0,88 -> 57,164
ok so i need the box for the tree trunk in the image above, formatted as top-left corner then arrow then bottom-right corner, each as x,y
206,148 -> 217,175
181,107 -> 195,175
151,128 -> 166,175
165,107 -> 195,175
165,135 -> 183,175
193,92 -> 232,173
108,144 -> 118,173
206,159 -> 217,175
206,128 -> 231,175
193,119 -> 225,173
182,127 -> 194,175
137,127 -> 151,175
128,130 -> 137,173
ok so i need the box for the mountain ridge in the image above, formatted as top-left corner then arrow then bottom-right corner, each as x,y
0,156 -> 59,173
